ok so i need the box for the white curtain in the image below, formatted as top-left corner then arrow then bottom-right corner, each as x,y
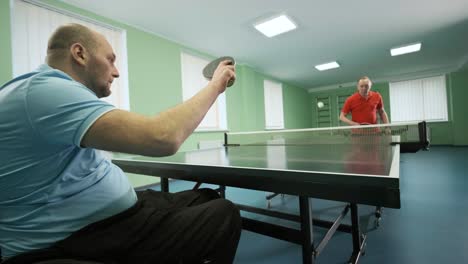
389,75 -> 448,122
180,52 -> 227,130
11,0 -> 130,110
422,76 -> 448,121
264,79 -> 284,129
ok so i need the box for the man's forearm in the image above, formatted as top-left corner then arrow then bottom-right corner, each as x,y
380,110 -> 389,124
81,61 -> 235,157
152,84 -> 220,148
80,85 -> 221,157
149,61 -> 235,154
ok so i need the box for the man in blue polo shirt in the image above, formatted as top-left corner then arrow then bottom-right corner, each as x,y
0,23 -> 240,263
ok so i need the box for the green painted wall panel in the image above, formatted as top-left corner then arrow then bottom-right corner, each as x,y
284,83 -> 313,129
126,29 -> 183,115
449,69 -> 468,145
0,0 -> 12,84
427,122 -> 454,145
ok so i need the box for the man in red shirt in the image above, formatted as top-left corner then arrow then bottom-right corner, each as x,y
340,76 -> 389,125
340,76 -> 390,226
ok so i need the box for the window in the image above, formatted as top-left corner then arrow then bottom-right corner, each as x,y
180,52 -> 227,131
264,79 -> 284,129
389,75 -> 448,122
10,0 -> 130,110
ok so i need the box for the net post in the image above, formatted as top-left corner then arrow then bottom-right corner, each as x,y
418,121 -> 430,150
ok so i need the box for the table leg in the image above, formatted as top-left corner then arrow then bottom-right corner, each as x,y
299,196 -> 314,264
161,177 -> 169,193
348,203 -> 366,264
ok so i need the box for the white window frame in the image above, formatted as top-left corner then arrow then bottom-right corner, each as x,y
180,52 -> 227,131
10,0 -> 130,110
264,79 -> 284,129
389,75 -> 448,123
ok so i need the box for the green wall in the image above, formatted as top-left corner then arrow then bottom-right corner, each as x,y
0,0 -> 12,84
449,68 -> 468,145
309,72 -> 468,146
0,0 -> 312,186
284,82 -> 314,129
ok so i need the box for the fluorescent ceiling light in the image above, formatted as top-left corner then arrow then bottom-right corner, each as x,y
391,43 -> 422,56
254,15 -> 297,38
315,61 -> 340,71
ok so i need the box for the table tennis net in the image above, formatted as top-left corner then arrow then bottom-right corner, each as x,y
225,122 -> 428,150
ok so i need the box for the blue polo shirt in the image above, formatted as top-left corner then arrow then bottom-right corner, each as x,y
0,65 -> 137,258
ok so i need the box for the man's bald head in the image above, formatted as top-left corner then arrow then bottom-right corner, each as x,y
44,23 -> 119,98
46,23 -> 98,64
357,76 -> 372,86
357,76 -> 372,97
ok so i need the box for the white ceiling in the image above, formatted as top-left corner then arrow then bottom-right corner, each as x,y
57,0 -> 468,90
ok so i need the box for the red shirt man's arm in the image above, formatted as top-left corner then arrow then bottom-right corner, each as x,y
377,94 -> 390,124
340,97 -> 359,125
342,97 -> 351,115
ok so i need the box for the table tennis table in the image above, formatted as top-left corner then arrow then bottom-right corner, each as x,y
112,122 -> 428,264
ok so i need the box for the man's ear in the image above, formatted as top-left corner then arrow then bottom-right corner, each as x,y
70,43 -> 87,66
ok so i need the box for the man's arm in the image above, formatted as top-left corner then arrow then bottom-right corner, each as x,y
378,108 -> 389,124
340,97 -> 360,126
339,112 -> 360,126
81,61 -> 235,157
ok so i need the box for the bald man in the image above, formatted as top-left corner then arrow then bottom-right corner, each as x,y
340,76 -> 389,126
339,76 -> 390,225
0,23 -> 240,263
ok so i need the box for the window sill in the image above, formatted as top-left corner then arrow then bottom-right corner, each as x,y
194,129 -> 229,133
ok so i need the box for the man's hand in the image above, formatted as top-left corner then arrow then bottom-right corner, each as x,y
339,112 -> 360,126
384,127 -> 392,135
210,60 -> 236,94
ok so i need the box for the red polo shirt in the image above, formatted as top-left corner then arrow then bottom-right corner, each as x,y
342,91 -> 383,124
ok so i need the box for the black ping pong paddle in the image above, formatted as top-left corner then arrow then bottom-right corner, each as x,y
203,56 -> 236,87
